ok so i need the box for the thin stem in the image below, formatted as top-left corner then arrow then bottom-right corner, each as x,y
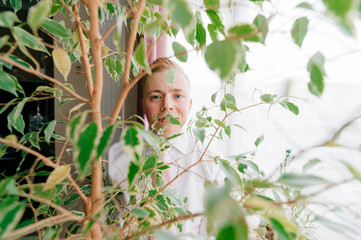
58,0 -> 89,35
145,25 -> 170,60
109,0 -> 146,126
108,61 -> 162,125
0,138 -> 57,168
56,139 -> 69,166
120,102 -> 266,235
265,114 -> 361,181
74,3 -> 94,98
125,213 -> 203,240
67,175 -> 89,206
87,0 -> 105,238
3,214 -> 83,240
0,56 -> 89,103
4,42 -> 18,57
21,192 -> 73,215
101,22 -> 117,42
0,95 -> 54,106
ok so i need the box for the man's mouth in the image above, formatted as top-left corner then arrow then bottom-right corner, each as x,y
157,116 -> 179,123
159,117 -> 168,123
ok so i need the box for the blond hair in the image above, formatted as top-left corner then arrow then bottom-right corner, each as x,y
141,58 -> 190,96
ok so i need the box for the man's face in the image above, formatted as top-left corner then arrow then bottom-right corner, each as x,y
142,69 -> 192,138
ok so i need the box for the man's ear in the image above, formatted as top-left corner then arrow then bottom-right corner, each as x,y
189,99 -> 192,110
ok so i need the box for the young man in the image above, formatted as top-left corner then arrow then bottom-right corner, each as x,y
107,58 -> 219,237
142,58 -> 192,140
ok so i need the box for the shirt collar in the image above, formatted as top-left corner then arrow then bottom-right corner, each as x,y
167,126 -> 196,155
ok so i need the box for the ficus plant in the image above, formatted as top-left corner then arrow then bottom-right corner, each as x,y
0,0 -> 360,239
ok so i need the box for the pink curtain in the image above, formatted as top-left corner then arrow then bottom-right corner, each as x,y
140,6 -> 168,129
144,6 -> 168,63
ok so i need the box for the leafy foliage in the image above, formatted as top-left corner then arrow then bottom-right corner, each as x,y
0,0 -> 360,239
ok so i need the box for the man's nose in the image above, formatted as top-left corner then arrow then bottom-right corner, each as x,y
161,95 -> 174,111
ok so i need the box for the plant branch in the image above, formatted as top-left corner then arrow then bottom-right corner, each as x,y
56,139 -> 69,165
58,0 -> 89,35
145,25 -> 170,60
87,0 -> 105,238
0,95 -> 54,106
143,102 -> 265,207
122,0 -> 146,87
266,114 -> 361,180
108,60 -> 163,125
21,192 -> 73,215
3,214 -> 83,240
120,102 -> 266,235
0,138 -> 57,168
101,22 -> 117,42
74,3 -> 94,98
0,56 -> 90,103
67,175 -> 89,206
125,213 -> 203,240
4,42 -> 18,57
108,0 -> 146,126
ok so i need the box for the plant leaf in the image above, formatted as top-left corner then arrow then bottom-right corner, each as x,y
12,27 -> 50,54
205,9 -> 225,36
165,0 -> 193,30
278,173 -> 330,188
166,68 -> 175,86
192,128 -> 205,143
96,124 -> 115,158
296,2 -> 313,9
53,47 -> 71,81
291,17 -> 309,47
341,160 -> 361,181
308,64 -> 324,97
205,40 -> 237,79
7,104 -> 25,134
128,161 -> 139,186
253,14 -> 268,44
254,134 -> 264,147
28,0 -> 51,29
219,159 -> 238,187
0,69 -> 18,97
44,165 -> 71,190
0,11 -> 20,28
303,158 -> 321,172
204,0 -> 220,9
138,128 -> 161,156
196,23 -> 206,46
75,122 -> 98,178
134,38 -> 150,73
0,35 -> 9,49
261,94 -> 277,103
269,218 -> 290,240
41,18 -> 71,37
142,155 -> 156,177
10,0 -> 22,13
322,0 -> 353,20
172,42 -> 188,62
131,207 -> 150,218
9,55 -> 33,70
279,99 -> 299,115
0,197 -> 25,238
228,24 -> 261,42
44,120 -> 56,144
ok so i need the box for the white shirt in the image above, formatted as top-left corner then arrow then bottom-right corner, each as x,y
107,129 -> 221,237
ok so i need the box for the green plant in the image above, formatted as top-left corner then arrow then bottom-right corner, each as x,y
0,0 -> 360,239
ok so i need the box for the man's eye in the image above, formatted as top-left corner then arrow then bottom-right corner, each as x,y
151,95 -> 160,100
175,94 -> 182,99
